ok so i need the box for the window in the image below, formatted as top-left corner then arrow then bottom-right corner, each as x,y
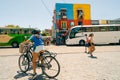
70,22 -> 75,26
70,27 -> 81,39
108,26 -> 120,31
60,9 -> 67,19
118,26 -> 120,31
85,27 -> 93,32
114,26 -> 119,31
78,21 -> 82,25
61,21 -> 67,30
99,27 -> 108,31
77,9 -> 83,19
16,29 -> 20,34
3,29 -> 7,34
81,27 -> 86,32
24,30 -> 28,34
109,26 -> 115,31
93,27 -> 100,32
0,29 -> 2,34
10,29 -> 16,34
19,29 -> 23,34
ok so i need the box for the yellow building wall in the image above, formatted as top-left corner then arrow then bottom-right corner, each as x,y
73,4 -> 91,20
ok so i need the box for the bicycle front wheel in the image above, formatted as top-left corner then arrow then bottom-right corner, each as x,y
44,50 -> 51,56
42,56 -> 60,78
18,54 -> 30,73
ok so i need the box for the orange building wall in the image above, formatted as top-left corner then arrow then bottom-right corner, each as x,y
83,20 -> 91,25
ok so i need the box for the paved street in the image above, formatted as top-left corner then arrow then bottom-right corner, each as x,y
0,45 -> 120,80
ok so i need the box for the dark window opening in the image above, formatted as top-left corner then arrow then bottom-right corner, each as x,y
60,9 -> 67,19
78,21 -> 82,25
77,10 -> 83,19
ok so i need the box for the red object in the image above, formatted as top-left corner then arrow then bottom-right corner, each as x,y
83,20 -> 91,25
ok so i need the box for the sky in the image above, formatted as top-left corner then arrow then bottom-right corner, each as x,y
0,0 -> 120,30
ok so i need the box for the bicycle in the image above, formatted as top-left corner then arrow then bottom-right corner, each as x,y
18,44 -> 60,78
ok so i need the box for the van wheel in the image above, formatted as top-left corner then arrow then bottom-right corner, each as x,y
79,40 -> 85,46
12,42 -> 19,48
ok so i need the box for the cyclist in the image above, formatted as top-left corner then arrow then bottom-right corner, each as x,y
22,29 -> 45,79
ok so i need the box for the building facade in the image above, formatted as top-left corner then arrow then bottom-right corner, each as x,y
52,3 -> 91,45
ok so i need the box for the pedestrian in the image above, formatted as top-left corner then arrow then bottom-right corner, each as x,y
84,34 -> 89,53
22,29 -> 45,79
88,33 -> 95,57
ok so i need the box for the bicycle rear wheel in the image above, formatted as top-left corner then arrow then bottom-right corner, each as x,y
42,56 -> 60,78
18,54 -> 30,73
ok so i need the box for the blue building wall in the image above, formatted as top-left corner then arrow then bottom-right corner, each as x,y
55,3 -> 73,20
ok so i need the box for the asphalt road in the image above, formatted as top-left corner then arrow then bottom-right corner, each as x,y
0,45 -> 120,80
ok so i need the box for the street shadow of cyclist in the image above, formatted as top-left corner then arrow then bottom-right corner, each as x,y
28,74 -> 58,80
14,71 -> 58,80
14,71 -> 28,79
14,66 -> 33,79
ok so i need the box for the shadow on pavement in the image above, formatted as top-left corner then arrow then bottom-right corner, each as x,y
14,71 -> 28,79
14,71 -> 58,80
88,56 -> 98,59
28,74 -> 58,80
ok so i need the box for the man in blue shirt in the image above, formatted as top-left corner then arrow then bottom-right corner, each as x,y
22,29 -> 44,79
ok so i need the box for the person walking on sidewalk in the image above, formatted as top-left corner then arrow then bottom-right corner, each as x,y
88,33 -> 95,57
84,34 -> 89,53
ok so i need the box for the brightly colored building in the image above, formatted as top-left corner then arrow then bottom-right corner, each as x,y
52,3 -> 91,45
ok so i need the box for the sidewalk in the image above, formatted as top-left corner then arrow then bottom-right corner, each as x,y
0,45 -> 120,80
